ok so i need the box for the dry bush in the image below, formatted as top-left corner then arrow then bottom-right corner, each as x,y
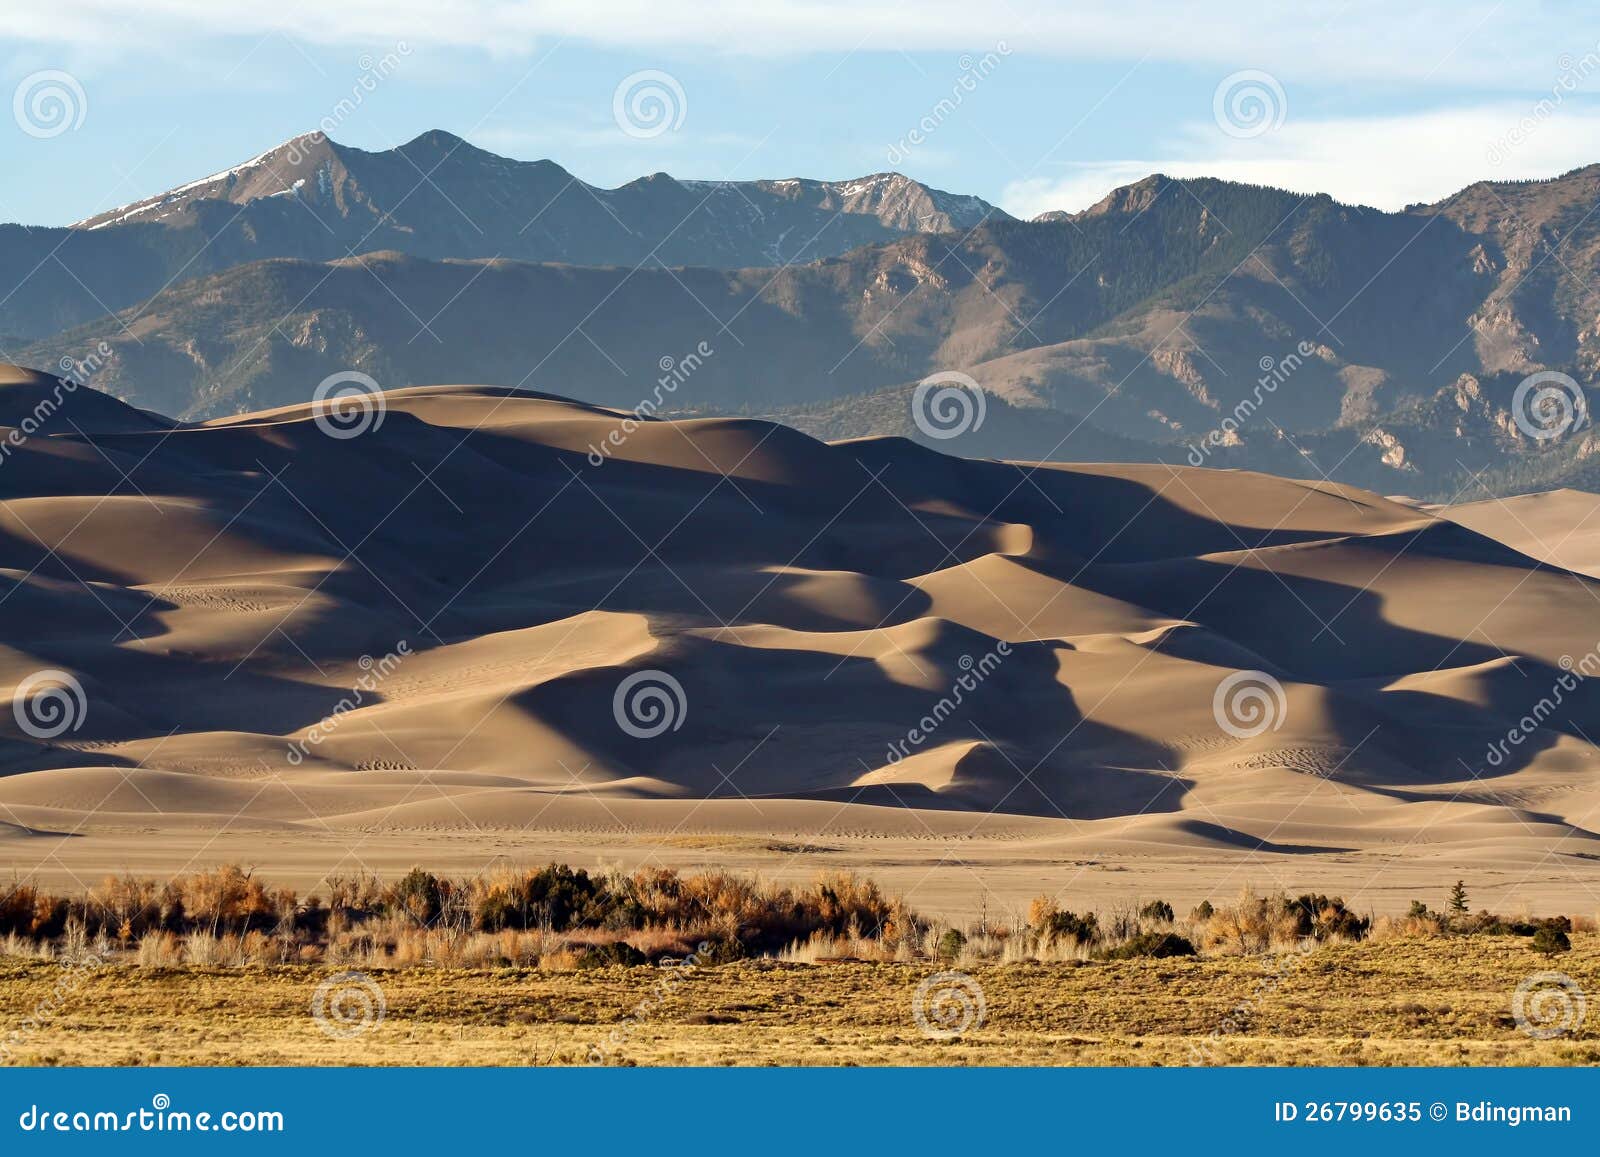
0,931 -> 55,959
537,947 -> 583,972
89,874 -> 168,941
1195,888 -> 1302,955
184,932 -> 243,967
1370,912 -> 1445,940
135,931 -> 183,968
179,866 -> 276,933
323,872 -> 385,915
1027,895 -> 1060,929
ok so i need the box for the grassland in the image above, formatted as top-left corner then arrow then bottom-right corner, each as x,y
2,933 -> 1596,1067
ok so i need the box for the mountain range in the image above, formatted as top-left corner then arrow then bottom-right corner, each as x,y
9,130 -> 1600,499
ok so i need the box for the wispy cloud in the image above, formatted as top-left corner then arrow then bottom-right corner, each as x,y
1,0 -> 1586,91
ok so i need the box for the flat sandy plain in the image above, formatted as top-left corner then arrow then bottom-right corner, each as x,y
3,365 -> 1600,921
3,935 -> 1596,1066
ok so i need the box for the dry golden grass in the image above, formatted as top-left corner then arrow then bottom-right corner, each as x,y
2,932 -> 1596,1067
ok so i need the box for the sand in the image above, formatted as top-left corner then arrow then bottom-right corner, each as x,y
2,363 -> 1600,919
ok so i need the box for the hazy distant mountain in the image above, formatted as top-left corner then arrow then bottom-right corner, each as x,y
16,159 -> 1600,498
0,129 -> 1007,341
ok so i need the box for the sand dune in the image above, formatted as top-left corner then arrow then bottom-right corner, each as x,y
1,367 -> 1599,914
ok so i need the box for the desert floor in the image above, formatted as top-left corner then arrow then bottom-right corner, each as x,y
11,822 -> 1600,925
2,934 -> 1595,1066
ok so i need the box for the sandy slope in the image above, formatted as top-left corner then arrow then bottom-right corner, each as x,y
1,364 -> 1599,915
1439,489 -> 1600,579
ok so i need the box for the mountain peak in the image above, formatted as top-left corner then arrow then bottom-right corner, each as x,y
72,131 -> 345,229
1071,173 -> 1171,220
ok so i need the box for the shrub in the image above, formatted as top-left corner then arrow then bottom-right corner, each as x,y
388,868 -> 444,925
476,864 -> 612,932
1099,931 -> 1197,960
1285,894 -> 1369,941
1532,925 -> 1571,958
1041,909 -> 1099,945
937,928 -> 967,959
1139,900 -> 1175,923
1191,900 -> 1214,921
1027,895 -> 1060,928
575,941 -> 648,969
179,866 -> 274,933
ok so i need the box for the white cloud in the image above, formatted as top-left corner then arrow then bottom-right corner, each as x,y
1002,104 -> 1600,218
0,0 -> 1589,90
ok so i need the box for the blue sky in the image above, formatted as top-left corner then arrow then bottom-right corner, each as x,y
4,1 -> 1600,226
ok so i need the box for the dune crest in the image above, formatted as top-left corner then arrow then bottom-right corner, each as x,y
2,368 -> 1600,905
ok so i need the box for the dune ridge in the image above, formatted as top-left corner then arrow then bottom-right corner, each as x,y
1,368 -> 1600,909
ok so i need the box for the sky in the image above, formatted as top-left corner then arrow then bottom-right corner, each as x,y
3,1 -> 1600,226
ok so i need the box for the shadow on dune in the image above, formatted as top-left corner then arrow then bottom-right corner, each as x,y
2,375 -> 1597,822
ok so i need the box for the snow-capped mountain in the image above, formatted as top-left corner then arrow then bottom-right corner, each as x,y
0,129 -> 1008,341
